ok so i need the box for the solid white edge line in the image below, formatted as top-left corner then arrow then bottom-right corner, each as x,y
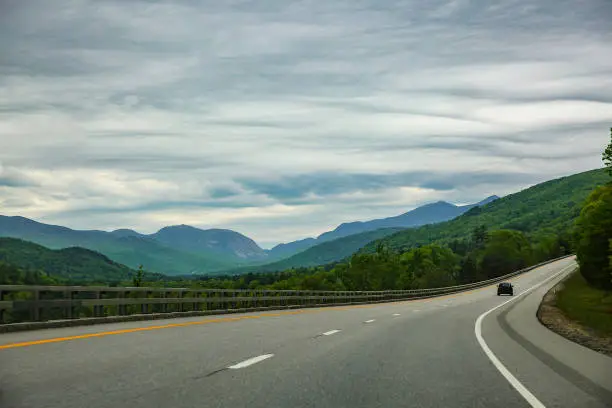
322,329 -> 341,336
474,263 -> 575,408
228,354 -> 274,369
364,319 -> 376,323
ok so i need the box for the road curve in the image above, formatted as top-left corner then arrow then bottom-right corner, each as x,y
1,257 -> 610,408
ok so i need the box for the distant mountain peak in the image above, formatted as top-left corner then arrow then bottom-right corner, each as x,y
151,224 -> 266,261
110,228 -> 142,238
475,195 -> 500,206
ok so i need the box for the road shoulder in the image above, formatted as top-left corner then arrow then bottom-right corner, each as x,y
482,264 -> 612,408
538,271 -> 612,357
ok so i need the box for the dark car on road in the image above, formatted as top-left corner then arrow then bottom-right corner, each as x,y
497,282 -> 514,296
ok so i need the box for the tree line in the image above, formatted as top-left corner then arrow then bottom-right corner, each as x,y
132,227 -> 567,292
0,261 -> 59,285
574,128 -> 612,290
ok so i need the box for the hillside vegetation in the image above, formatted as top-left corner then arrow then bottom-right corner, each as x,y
554,131 -> 612,345
222,227 -> 405,275
361,168 -> 609,255
0,238 -> 136,283
0,217 -> 235,275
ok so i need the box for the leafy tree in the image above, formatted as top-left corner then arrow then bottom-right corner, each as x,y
133,265 -> 145,287
401,245 -> 459,289
471,225 -> 488,250
603,127 -> 612,177
0,261 -> 59,285
478,230 -> 533,279
458,253 -> 481,284
532,234 -> 562,263
574,184 -> 612,289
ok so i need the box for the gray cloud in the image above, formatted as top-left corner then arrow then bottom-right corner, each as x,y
0,0 -> 611,246
237,171 -> 540,201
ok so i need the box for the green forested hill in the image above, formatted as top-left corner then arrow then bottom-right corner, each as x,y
221,227 -> 406,274
0,217 -> 237,275
361,168 -> 610,254
0,237 -> 136,283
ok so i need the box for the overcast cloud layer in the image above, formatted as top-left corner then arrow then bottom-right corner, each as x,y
1,0 -> 611,248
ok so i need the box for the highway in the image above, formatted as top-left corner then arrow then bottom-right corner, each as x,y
1,257 -> 611,408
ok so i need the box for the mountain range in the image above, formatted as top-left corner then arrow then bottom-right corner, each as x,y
312,196 -> 498,242
0,196 -> 498,276
229,169 -> 609,273
1,168 -> 608,282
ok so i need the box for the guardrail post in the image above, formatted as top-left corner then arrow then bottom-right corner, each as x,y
141,292 -> 147,314
161,292 -> 167,314
192,291 -> 198,312
64,290 -> 73,319
117,291 -> 125,316
31,289 -> 41,321
94,291 -> 103,317
0,289 -> 4,323
178,291 -> 184,313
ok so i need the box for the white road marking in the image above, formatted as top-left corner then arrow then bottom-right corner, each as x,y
475,263 -> 575,408
228,354 -> 274,369
393,313 -> 401,316
322,330 -> 341,336
364,319 -> 376,323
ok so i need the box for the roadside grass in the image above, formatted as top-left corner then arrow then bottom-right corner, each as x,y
556,271 -> 612,337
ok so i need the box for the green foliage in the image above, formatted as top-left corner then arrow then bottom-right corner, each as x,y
170,237 -> 557,292
0,217 -> 236,276
574,184 -> 612,289
477,230 -> 533,279
603,128 -> 612,176
471,225 -> 488,250
400,245 -> 459,289
0,238 -> 165,284
0,238 -> 136,283
133,265 -> 145,287
225,227 -> 405,275
0,261 -> 60,285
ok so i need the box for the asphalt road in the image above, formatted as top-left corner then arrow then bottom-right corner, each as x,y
1,257 -> 610,408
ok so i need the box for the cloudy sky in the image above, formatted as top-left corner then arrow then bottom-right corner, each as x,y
1,0 -> 611,248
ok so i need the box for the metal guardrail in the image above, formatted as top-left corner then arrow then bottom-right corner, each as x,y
0,255 -> 574,330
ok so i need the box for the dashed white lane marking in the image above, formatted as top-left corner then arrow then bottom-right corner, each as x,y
393,313 -> 401,316
322,330 -> 341,336
475,263 -> 575,408
228,354 -> 274,369
364,319 -> 376,323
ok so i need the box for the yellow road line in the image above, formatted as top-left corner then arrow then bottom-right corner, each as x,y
0,268 -> 551,350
